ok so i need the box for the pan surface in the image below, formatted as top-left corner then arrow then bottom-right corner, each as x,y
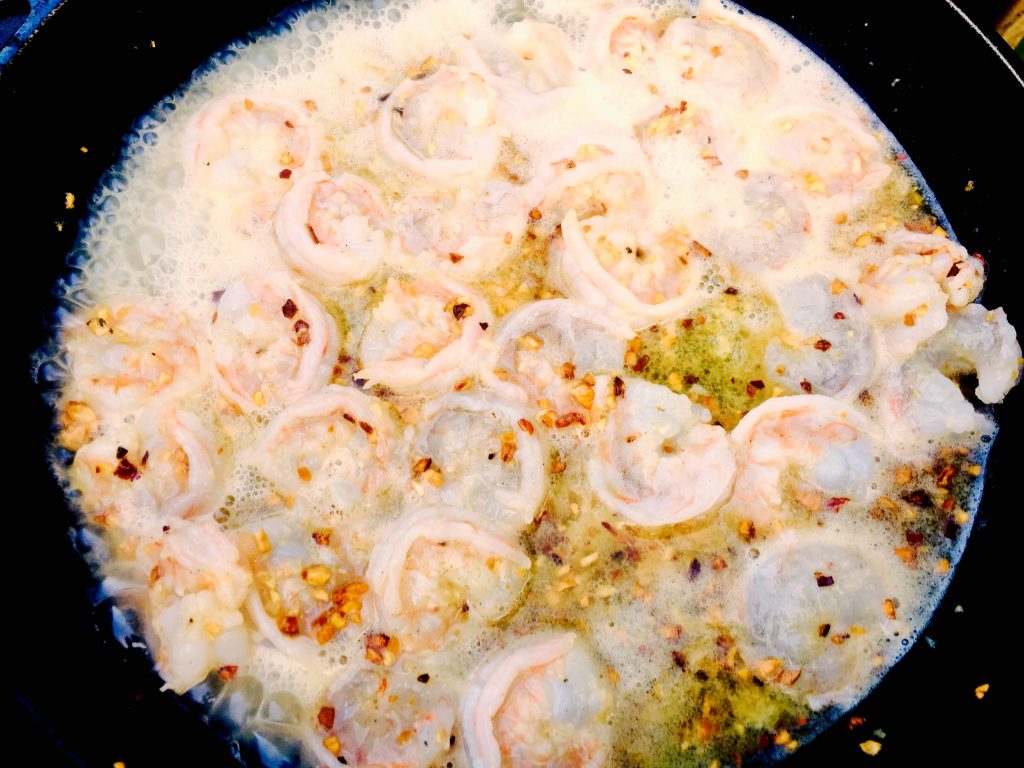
6,1 -> 1020,765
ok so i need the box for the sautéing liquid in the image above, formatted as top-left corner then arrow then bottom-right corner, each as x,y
42,1 -> 1021,765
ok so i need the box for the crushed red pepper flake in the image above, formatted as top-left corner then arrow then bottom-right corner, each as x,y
815,572 -> 835,587
317,706 -> 336,730
818,623 -> 831,637
814,338 -> 833,351
452,302 -> 471,320
279,168 -> 292,179
613,376 -> 625,397
800,379 -> 813,393
281,298 -> 298,318
312,529 -> 332,546
826,497 -> 850,512
278,615 -> 300,636
114,458 -> 140,481
218,665 -> 238,681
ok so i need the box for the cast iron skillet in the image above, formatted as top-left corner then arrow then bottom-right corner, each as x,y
6,1 -> 1021,765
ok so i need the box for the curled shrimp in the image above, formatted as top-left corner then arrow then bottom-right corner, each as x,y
306,667 -> 456,768
747,105 -> 891,201
274,171 -> 389,285
525,130 -> 655,223
210,272 -> 339,412
655,11 -> 779,108
556,210 -> 705,328
64,302 -> 205,416
377,65 -> 502,183
411,391 -> 546,528
765,275 -> 876,399
738,531 -> 904,710
366,506 -> 531,650
184,94 -> 317,192
922,302 -> 1022,404
251,384 -> 395,510
140,519 -> 252,692
390,179 -> 529,277
481,298 -> 632,417
356,275 -> 493,396
589,378 -> 735,527
729,395 -> 878,528
70,408 -> 217,536
856,230 -> 986,360
461,633 -> 611,768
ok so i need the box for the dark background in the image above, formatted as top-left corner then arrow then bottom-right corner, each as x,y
4,1 -> 1020,765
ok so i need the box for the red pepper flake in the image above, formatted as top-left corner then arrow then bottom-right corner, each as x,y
114,458 -> 140,481
613,376 -> 625,398
140,450 -> 150,465
358,420 -> 375,436
814,339 -> 833,351
278,615 -> 300,636
528,208 -> 542,221
631,354 -> 650,373
622,67 -> 633,74
279,168 -> 292,179
902,489 -> 932,508
826,497 -> 850,512
849,716 -> 868,729
905,530 -> 925,545
711,555 -> 728,570
818,623 -> 831,637
306,225 -> 321,244
294,318 -> 311,346
416,673 -> 430,683
218,665 -> 239,681
746,379 -> 765,397
684,373 -> 700,385
671,651 -> 687,670
947,263 -> 961,278
800,379 -> 813,393
687,558 -> 701,581
724,286 -> 739,295
342,412 -> 356,424
116,446 -> 128,459
936,465 -> 956,488
312,529 -> 332,546
815,572 -> 835,587
479,321 -> 489,330
317,706 -> 336,730
833,311 -> 846,320
449,252 -> 464,263
281,299 -> 298,318
682,318 -> 694,330
452,302 -> 471,320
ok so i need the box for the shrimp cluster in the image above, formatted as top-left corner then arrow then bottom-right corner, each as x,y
49,1 -> 1020,767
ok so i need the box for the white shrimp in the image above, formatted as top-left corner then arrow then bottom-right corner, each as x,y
765,275 -> 876,400
482,298 -> 632,417
729,395 -> 879,528
64,303 -> 205,416
455,19 -> 577,118
239,515 -> 367,662
389,179 -> 529,277
377,65 -> 502,182
745,105 -> 891,201
738,531 -> 904,709
655,11 -> 779,108
366,507 -> 531,650
184,94 -> 317,192
251,385 -> 395,510
589,378 -> 735,527
921,302 -> 1022,404
307,667 -> 456,768
411,392 -> 545,528
556,210 -> 705,329
461,633 -> 611,768
356,275 -> 493,396
70,408 -> 217,536
585,3 -> 661,117
525,130 -> 655,223
210,272 -> 339,412
856,230 -> 986,360
140,519 -> 252,693
274,171 -> 388,285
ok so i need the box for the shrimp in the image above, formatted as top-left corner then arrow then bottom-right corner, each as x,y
746,105 -> 891,201
70,408 -> 217,536
655,11 -> 779,108
64,302 -> 204,416
356,275 -> 493,396
390,179 -> 529,277
738,531 -> 904,709
481,298 -> 632,418
765,275 -> 876,400
238,515 -> 367,662
251,385 -> 395,511
856,230 -> 986,360
366,507 -> 531,650
411,392 -> 545,528
210,272 -> 339,412
556,210 -> 705,328
140,519 -> 252,693
589,378 -> 735,527
461,633 -> 611,768
274,171 -> 389,286
525,130 -> 655,223
307,667 -> 456,768
377,65 -> 502,183
184,94 -> 317,192
729,395 -> 878,528
585,4 -> 661,117
922,302 -> 1022,404
454,19 -> 577,118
